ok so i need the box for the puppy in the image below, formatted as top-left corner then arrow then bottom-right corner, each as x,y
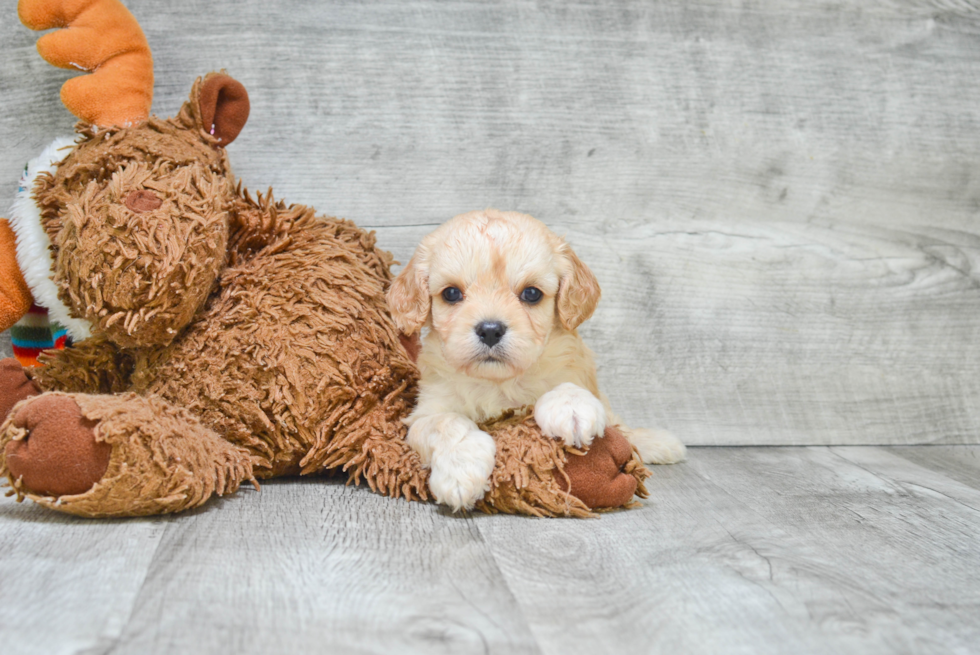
387,209 -> 685,511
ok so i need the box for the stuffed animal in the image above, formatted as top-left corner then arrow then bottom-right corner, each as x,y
0,0 -> 649,518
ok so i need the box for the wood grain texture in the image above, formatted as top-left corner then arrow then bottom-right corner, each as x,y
477,446 -> 980,655
3,446 -> 980,654
101,478 -> 539,655
2,0 -> 979,444
885,444 -> 980,492
0,500 -> 169,655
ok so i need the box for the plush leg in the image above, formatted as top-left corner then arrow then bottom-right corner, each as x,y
320,398 -> 648,516
476,411 -> 650,518
0,392 -> 254,517
308,390 -> 647,516
306,381 -> 431,503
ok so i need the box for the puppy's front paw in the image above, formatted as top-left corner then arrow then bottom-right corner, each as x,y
407,413 -> 497,512
428,430 -> 496,512
534,382 -> 607,449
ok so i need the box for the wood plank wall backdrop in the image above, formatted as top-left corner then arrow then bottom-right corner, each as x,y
1,0 -> 979,446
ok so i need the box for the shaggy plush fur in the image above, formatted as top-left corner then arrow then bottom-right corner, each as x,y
2,74 -> 435,513
24,127 -> 432,495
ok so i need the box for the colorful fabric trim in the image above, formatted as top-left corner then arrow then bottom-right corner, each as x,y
10,303 -> 70,367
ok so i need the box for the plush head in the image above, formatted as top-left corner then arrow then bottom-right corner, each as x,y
3,0 -> 253,348
387,209 -> 600,382
28,75 -> 250,348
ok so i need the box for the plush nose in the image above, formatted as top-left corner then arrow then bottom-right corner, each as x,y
475,321 -> 507,347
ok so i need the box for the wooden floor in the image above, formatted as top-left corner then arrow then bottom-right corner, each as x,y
1,445 -> 977,655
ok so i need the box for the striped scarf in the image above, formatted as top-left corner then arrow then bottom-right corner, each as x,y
9,303 -> 70,367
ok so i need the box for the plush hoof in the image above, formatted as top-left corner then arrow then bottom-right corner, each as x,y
4,395 -> 111,497
477,411 -> 649,517
560,426 -> 638,509
0,358 -> 40,421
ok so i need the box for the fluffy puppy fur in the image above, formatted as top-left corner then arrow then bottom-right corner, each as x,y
388,209 -> 685,510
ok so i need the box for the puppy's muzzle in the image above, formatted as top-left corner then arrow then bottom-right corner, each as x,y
475,321 -> 507,348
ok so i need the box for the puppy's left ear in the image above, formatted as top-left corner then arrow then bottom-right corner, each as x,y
387,254 -> 431,335
556,244 -> 601,331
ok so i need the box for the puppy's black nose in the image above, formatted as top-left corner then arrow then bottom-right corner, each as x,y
475,321 -> 507,347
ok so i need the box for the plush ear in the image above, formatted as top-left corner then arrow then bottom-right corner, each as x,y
198,73 -> 250,145
556,244 -> 601,331
387,254 -> 431,336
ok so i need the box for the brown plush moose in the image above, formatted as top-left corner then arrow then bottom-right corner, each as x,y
0,0 -> 648,517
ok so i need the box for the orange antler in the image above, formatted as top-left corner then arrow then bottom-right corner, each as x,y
19,0 -> 154,127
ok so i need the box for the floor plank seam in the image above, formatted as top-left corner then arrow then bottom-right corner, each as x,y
469,516 -> 548,655
99,517 -> 175,655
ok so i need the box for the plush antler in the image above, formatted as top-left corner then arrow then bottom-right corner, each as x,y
19,0 -> 154,127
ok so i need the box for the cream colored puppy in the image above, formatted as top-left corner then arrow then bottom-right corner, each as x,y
388,209 -> 685,511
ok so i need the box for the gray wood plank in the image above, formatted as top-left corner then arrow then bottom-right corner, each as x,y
105,477 -> 540,655
884,445 -> 980,493
475,446 -> 980,655
2,0 -> 979,445
0,498 -> 169,655
833,445 -> 980,512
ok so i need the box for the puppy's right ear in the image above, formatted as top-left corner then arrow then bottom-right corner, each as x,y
387,254 -> 431,335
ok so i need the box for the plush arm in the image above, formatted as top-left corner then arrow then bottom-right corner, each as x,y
0,219 -> 32,332
28,336 -> 135,395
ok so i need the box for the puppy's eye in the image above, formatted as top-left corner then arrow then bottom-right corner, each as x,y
441,287 -> 463,303
519,287 -> 543,304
